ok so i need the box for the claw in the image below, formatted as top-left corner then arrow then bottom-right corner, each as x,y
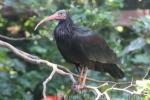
71,83 -> 84,92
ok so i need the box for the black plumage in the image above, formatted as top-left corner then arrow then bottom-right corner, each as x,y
53,11 -> 124,79
35,10 -> 124,79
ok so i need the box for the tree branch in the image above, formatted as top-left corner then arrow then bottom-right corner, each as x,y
0,40 -> 76,100
0,34 -> 41,41
0,39 -> 149,100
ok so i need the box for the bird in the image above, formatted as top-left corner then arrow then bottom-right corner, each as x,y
35,10 -> 124,85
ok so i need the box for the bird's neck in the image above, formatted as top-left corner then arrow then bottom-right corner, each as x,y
57,16 -> 74,34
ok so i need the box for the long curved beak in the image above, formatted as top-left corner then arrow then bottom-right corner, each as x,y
34,13 -> 57,31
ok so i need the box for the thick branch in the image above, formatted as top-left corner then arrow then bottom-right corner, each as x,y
0,39 -> 149,100
0,40 -> 76,100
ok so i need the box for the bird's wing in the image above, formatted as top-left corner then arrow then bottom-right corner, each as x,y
73,27 -> 120,64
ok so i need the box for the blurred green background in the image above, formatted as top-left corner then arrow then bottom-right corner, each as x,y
0,0 -> 150,100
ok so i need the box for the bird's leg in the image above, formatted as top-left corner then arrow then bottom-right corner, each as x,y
81,67 -> 88,86
73,66 -> 88,91
79,67 -> 84,84
72,67 -> 84,91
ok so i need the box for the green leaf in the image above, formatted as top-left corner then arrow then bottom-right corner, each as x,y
12,59 -> 26,73
136,80 -> 150,95
131,54 -> 150,64
123,38 -> 145,54
30,46 -> 47,54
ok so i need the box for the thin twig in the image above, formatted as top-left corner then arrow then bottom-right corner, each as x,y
104,92 -> 110,100
43,66 -> 56,100
143,68 -> 150,79
86,85 -> 102,100
0,34 -> 41,41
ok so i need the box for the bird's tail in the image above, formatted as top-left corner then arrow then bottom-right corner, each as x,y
95,63 -> 124,79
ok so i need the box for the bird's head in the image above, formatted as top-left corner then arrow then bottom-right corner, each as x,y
34,10 -> 68,30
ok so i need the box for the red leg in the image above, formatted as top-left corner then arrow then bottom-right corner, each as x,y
79,67 -> 84,83
82,67 -> 88,86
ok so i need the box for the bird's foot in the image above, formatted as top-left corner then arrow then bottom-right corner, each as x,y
71,82 -> 85,92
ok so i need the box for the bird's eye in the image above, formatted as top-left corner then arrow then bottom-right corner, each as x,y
59,12 -> 63,15
58,12 -> 66,18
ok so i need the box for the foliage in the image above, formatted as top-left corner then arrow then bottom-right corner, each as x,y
0,0 -> 150,100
